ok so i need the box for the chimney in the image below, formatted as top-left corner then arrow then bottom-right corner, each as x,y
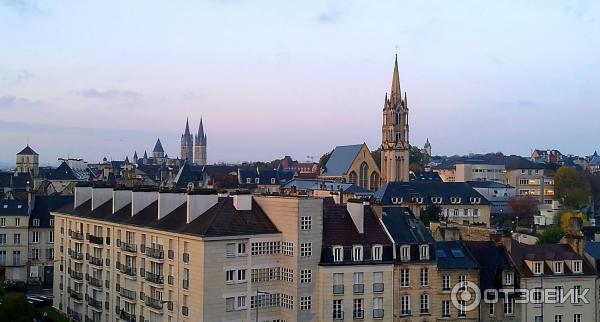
501,230 -> 512,253
187,189 -> 218,223
74,183 -> 92,208
232,191 -> 252,211
113,188 -> 132,213
347,199 -> 369,234
92,186 -> 113,211
131,187 -> 159,216
561,232 -> 585,255
158,189 -> 186,220
331,192 -> 340,204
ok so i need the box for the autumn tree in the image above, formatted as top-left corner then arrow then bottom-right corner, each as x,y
537,225 -> 564,244
554,166 -> 591,209
507,196 -> 539,227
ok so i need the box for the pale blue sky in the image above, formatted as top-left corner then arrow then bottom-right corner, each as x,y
0,0 -> 598,165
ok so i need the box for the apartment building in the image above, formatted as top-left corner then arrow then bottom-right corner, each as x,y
504,235 -> 597,322
375,181 -> 492,227
318,199 -> 394,322
0,196 -> 29,282
455,160 -> 505,182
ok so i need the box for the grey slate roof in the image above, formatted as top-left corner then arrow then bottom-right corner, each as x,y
464,241 -> 512,290
29,195 -> 73,228
380,207 -> 435,244
435,241 -> 479,270
153,139 -> 164,153
0,198 -> 28,216
321,144 -> 363,176
374,181 -> 490,206
17,145 -> 38,155
410,171 -> 442,182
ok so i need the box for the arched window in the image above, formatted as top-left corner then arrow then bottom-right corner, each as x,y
348,171 -> 357,184
370,172 -> 380,190
359,163 -> 369,188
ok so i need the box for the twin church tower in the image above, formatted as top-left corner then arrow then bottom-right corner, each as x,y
180,118 -> 207,166
381,54 -> 410,183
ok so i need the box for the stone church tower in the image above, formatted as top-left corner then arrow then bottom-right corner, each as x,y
16,145 -> 39,176
180,118 -> 194,164
194,118 -> 207,166
381,55 -> 410,183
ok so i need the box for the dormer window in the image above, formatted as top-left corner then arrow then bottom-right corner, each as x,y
333,246 -> 343,263
470,197 -> 481,204
420,244 -> 429,260
255,178 -> 260,184
246,178 -> 251,184
400,245 -> 410,262
572,260 -> 582,273
352,245 -> 363,262
372,245 -> 383,261
450,197 -> 461,204
391,197 -> 403,204
412,197 -> 423,204
554,261 -> 563,274
270,178 -> 276,184
431,197 -> 442,204
533,261 -> 543,275
33,219 -> 40,227
504,271 -> 513,285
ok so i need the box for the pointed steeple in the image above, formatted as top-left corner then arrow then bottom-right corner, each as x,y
143,150 -> 148,159
153,139 -> 164,153
184,117 -> 191,136
390,54 -> 401,104
197,117 -> 204,138
133,151 -> 138,159
125,156 -> 130,163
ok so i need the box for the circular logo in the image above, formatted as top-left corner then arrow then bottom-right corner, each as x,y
451,281 -> 481,313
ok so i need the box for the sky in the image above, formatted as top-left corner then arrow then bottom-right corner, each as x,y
0,0 -> 599,166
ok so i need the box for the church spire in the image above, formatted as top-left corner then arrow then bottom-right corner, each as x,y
197,117 -> 205,144
184,117 -> 191,136
390,54 -> 401,104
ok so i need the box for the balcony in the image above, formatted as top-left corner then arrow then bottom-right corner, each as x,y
144,296 -> 163,311
69,229 -> 84,241
353,310 -> 364,319
353,284 -> 364,294
145,271 -> 164,285
68,288 -> 83,301
333,284 -> 344,295
117,262 -> 136,277
87,233 -> 104,245
69,269 -> 83,281
118,285 -> 136,301
373,283 -> 384,293
89,276 -> 102,288
145,246 -> 164,260
117,240 -> 137,253
119,310 -> 136,322
67,307 -> 82,322
401,309 -> 411,316
69,249 -> 84,261
332,311 -> 344,320
373,309 -> 384,319
87,297 -> 103,310
88,254 -> 103,267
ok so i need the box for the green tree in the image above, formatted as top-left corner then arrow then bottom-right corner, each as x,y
409,145 -> 425,172
537,225 -> 564,244
0,292 -> 34,322
420,204 -> 442,226
554,166 -> 591,209
318,150 -> 333,169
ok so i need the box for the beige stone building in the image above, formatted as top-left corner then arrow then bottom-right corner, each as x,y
320,144 -> 381,191
0,196 -> 29,282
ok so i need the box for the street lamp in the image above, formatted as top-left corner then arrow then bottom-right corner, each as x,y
255,288 -> 270,322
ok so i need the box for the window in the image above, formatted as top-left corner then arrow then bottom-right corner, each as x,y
489,302 -> 495,316
555,286 -> 563,302
300,269 -> 312,283
225,297 -> 235,311
554,315 -> 562,322
300,296 -> 311,310
49,219 -> 54,227
401,295 -> 410,315
504,272 -> 513,285
572,260 -> 582,273
353,272 -> 364,293
237,242 -> 246,255
13,233 -> 21,245
420,294 -> 429,313
574,285 -> 581,304
400,245 -> 410,261
33,219 -> 40,227
353,298 -> 364,319
574,313 -> 582,322
226,243 -> 235,257
31,231 -> 39,243
554,261 -> 563,274
401,269 -> 409,287
282,241 -> 294,256
533,288 -> 542,303
31,248 -> 39,260
47,248 -> 54,261
12,251 -> 20,266
333,299 -> 343,320
300,216 -> 312,230
458,300 -> 466,316
533,261 -> 542,275
442,300 -> 450,317
352,245 -> 363,261
373,272 -> 383,292
442,275 -> 451,291
226,270 -> 235,282
431,197 -> 442,204
420,268 -> 429,287
237,296 -> 246,309
270,178 -> 276,184
0,218 -> 5,226
420,244 -> 429,260
333,273 -> 344,294
504,298 -> 514,315
372,245 -> 383,261
458,275 -> 466,291
15,218 -> 20,227
237,269 -> 246,282
0,234 -> 5,245
300,243 -> 312,257
255,178 -> 259,184
49,231 -> 54,243
348,171 -> 357,184
359,162 -> 369,188
246,178 -> 250,184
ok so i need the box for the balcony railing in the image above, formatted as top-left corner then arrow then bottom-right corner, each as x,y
68,288 -> 83,301
69,229 -> 84,241
353,284 -> 364,294
333,284 -> 344,294
119,310 -> 136,322
69,270 -> 83,281
144,296 -> 163,310
145,271 -> 164,285
373,309 -> 384,319
87,233 -> 104,245
69,249 -> 84,260
67,307 -> 82,322
87,297 -> 103,310
353,309 -> 364,319
88,255 -> 103,266
145,246 -> 164,260
332,311 -> 344,320
119,287 -> 136,300
117,262 -> 136,277
373,283 -> 384,293
89,276 -> 102,288
117,240 -> 137,253
401,309 -> 411,316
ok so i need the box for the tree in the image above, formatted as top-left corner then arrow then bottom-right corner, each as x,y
0,292 -> 34,322
371,148 -> 381,169
318,150 -> 333,169
554,166 -> 591,209
409,145 -> 425,172
537,225 -> 564,244
420,204 -> 442,226
507,196 -> 539,227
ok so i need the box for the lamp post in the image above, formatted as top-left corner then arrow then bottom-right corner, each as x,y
255,288 -> 270,322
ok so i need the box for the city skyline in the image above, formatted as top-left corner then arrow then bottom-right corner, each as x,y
1,0 -> 599,164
